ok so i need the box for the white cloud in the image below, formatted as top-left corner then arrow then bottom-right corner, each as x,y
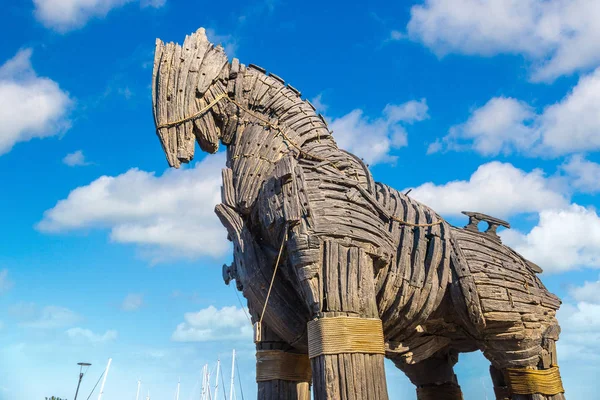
407,161 -> 567,218
501,204 -> 600,273
20,305 -> 80,329
0,269 -> 13,294
66,327 -> 118,344
205,28 -> 237,58
0,49 -> 72,155
428,97 -> 537,156
310,93 -> 328,113
33,0 -> 165,32
37,154 -> 228,261
171,305 -> 252,342
140,0 -> 165,7
121,293 -> 143,311
8,302 -> 37,319
62,150 -> 90,167
557,276 -> 600,361
557,303 -> 600,361
390,30 -> 405,41
406,0 -> 600,81
432,69 -> 600,156
539,69 -> 600,154
561,155 -> 600,194
569,276 -> 600,303
329,99 -> 429,165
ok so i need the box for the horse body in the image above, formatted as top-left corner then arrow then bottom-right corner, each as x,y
152,28 -> 565,400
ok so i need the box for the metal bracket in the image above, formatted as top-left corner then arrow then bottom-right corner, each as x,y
462,211 -> 510,242
222,263 -> 233,285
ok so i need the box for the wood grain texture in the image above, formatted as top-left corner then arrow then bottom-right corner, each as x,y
256,325 -> 311,400
151,28 -> 566,400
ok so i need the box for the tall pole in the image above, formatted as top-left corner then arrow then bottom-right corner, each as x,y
97,358 -> 112,400
229,350 -> 236,400
207,367 -> 212,400
74,371 -> 84,400
74,362 -> 91,400
214,359 -> 220,400
136,379 -> 141,400
201,364 -> 207,400
175,377 -> 180,400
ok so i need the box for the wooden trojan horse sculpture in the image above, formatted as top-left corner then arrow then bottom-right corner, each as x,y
151,28 -> 566,400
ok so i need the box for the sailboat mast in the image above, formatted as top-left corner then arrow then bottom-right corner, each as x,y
97,358 -> 112,400
175,377 -> 180,400
207,366 -> 212,400
214,359 -> 220,400
229,350 -> 236,400
136,379 -> 141,400
201,364 -> 207,400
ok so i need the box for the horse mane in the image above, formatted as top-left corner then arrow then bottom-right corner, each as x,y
228,62 -> 335,154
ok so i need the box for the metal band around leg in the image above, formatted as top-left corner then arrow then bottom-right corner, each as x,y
307,316 -> 385,359
256,350 -> 312,382
504,366 -> 565,395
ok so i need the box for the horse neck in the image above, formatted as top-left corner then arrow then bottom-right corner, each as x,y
222,66 -> 342,213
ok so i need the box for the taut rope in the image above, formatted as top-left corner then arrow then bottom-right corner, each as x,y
155,93 -> 230,131
259,224 -> 288,329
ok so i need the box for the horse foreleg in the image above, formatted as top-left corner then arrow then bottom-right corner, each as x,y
256,324 -> 311,400
307,240 -> 389,400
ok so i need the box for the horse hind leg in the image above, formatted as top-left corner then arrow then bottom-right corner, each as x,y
390,348 -> 464,400
482,332 -> 566,400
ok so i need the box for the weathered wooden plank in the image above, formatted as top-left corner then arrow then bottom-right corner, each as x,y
175,34 -> 196,162
156,42 -> 178,166
151,39 -> 164,126
214,204 -> 310,350
165,43 -> 182,163
221,167 -> 236,208
323,240 -> 340,311
196,45 -> 228,96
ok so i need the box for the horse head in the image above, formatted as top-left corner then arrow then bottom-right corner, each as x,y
152,27 -> 230,168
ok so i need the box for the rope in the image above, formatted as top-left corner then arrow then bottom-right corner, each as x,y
220,363 -> 227,400
307,316 -> 385,359
255,350 -> 312,382
156,93 -> 445,228
85,370 -> 105,400
504,366 -> 564,395
259,224 -> 288,328
416,383 -> 464,400
232,284 -> 252,326
236,361 -> 245,400
155,93 -> 229,131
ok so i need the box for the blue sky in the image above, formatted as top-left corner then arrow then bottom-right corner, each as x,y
1,0 -> 600,398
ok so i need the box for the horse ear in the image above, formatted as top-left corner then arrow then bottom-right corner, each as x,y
195,43 -> 228,97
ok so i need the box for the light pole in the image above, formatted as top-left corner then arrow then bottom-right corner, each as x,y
74,362 -> 91,400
